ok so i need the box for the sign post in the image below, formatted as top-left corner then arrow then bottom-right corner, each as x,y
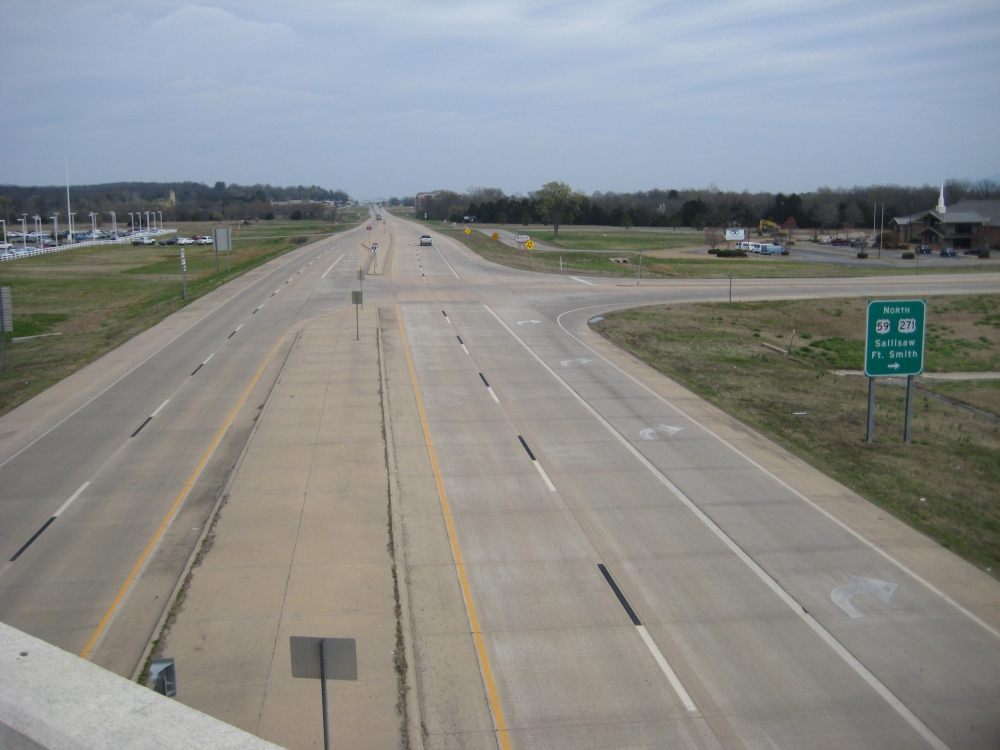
371,242 -> 378,272
0,286 -> 11,376
290,636 -> 357,750
352,290 -> 363,340
864,299 -> 926,443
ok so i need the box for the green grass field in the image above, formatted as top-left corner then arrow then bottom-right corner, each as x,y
0,208 -> 367,418
436,225 -> 995,280
594,295 -> 1000,576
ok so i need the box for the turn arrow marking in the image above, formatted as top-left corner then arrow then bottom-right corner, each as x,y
517,320 -> 542,325
560,358 -> 592,367
640,425 -> 684,440
832,575 -> 898,618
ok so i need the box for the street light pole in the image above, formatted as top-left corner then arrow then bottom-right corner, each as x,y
20,215 -> 28,251
32,216 -> 41,245
111,211 -> 117,236
879,202 -> 885,259
157,211 -> 162,230
0,220 -> 6,245
129,213 -> 134,234
69,212 -> 76,239
51,213 -> 59,247
145,211 -> 150,233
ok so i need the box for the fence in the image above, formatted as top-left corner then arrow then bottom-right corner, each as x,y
0,231 -> 171,262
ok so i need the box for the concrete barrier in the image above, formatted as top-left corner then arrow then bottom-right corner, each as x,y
0,621 -> 285,750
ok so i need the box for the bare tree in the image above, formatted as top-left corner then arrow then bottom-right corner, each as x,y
705,227 -> 723,250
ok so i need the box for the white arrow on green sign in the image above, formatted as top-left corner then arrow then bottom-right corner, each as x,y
864,299 -> 926,377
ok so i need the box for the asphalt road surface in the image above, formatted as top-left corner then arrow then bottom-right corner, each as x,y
1,207 -> 998,748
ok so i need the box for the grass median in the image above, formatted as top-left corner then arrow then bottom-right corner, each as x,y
592,294 -> 1000,577
0,210 -> 367,419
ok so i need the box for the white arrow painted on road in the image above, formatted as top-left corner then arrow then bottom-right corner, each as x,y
832,575 -> 897,618
560,358 -> 592,367
517,320 -> 542,325
640,425 -> 684,440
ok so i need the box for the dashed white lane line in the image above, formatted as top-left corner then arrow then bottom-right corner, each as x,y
54,482 -> 91,518
533,460 -> 557,491
322,253 -> 345,278
150,399 -> 170,418
202,352 -> 214,365
570,276 -> 596,286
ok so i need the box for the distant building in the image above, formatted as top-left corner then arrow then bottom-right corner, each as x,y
892,184 -> 999,249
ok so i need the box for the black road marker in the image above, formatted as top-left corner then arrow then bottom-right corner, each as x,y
457,336 -> 463,345
442,310 -> 448,317
190,364 -> 203,376
228,331 -> 236,339
517,435 -> 536,461
479,373 -> 490,387
131,416 -> 153,437
598,564 -> 642,625
252,308 -> 259,314
9,518 -> 56,561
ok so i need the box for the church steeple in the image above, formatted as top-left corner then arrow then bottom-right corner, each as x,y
936,182 -> 946,214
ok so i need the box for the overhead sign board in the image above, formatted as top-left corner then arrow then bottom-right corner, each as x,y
725,228 -> 746,241
864,299 -> 926,377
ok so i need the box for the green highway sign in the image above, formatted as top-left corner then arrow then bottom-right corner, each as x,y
865,299 -> 926,377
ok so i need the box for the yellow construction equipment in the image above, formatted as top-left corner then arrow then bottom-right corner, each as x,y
758,219 -> 790,239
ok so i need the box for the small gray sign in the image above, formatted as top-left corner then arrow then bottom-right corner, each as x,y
352,290 -> 363,305
212,227 -> 232,253
290,637 -> 357,681
0,287 -> 11,333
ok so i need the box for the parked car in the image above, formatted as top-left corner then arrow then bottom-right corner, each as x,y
917,245 -> 933,254
760,243 -> 784,255
196,236 -> 213,245
158,237 -> 178,245
420,235 -> 432,246
132,236 -> 156,245
0,242 -> 12,251
176,237 -> 194,245
940,247 -> 957,257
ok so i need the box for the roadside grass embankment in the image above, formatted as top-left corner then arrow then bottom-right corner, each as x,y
430,223 -> 995,280
0,211 -> 366,419
593,294 -> 1000,577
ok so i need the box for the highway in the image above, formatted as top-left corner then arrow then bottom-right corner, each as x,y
1,207 -> 998,749
0,224 -> 373,675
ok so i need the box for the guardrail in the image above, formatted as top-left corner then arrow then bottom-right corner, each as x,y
0,231 -> 173,262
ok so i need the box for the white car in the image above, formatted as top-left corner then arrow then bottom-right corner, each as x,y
0,242 -> 12,251
196,236 -> 213,245
420,235 -> 432,246
176,237 -> 194,245
132,236 -> 156,246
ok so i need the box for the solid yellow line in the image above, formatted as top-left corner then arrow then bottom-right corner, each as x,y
396,305 -> 512,750
79,332 -> 289,660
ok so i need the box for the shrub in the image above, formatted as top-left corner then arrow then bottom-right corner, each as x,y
857,252 -> 869,259
707,248 -> 718,255
902,251 -> 915,260
290,209 -> 303,220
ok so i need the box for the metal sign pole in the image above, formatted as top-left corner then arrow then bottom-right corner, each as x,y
728,275 -> 732,305
319,639 -> 331,750
903,374 -> 914,443
180,249 -> 187,300
867,377 -> 875,443
636,249 -> 642,285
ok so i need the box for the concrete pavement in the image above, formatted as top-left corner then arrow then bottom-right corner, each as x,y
158,307 -> 404,749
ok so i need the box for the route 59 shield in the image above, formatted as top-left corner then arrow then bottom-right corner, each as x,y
864,299 -> 926,377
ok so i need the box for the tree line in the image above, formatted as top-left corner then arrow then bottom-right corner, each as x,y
416,179 -> 1000,234
0,181 -> 352,224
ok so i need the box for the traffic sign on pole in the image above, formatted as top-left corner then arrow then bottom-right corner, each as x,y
864,299 -> 926,377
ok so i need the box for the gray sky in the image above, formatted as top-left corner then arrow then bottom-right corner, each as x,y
2,1 -> 999,199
